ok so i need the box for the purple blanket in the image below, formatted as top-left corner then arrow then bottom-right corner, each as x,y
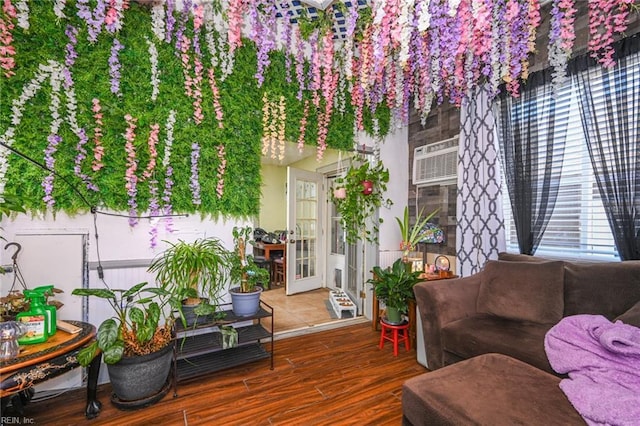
544,315 -> 640,426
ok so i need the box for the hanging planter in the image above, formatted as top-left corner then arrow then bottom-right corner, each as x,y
330,155 -> 392,244
361,180 -> 373,195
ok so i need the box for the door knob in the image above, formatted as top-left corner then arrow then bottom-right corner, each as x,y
289,239 -> 296,244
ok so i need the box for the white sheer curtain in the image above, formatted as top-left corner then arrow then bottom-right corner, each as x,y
456,85 -> 505,276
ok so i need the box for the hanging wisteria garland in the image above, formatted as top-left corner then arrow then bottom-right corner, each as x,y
42,65 -> 63,209
91,98 -> 104,172
189,142 -> 201,206
0,0 -> 17,78
123,114 -> 138,227
161,110 -> 176,233
549,0 -> 577,92
1,0 -> 639,221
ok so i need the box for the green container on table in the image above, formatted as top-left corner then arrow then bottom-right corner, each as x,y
34,285 -> 57,336
17,290 -> 49,345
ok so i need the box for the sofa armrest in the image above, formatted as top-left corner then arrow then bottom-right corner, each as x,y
414,274 -> 481,370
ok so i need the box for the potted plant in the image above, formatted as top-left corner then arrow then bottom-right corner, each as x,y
396,206 -> 439,262
331,156 -> 392,245
367,258 -> 422,324
228,226 -> 270,316
72,282 -> 175,405
147,237 -> 231,326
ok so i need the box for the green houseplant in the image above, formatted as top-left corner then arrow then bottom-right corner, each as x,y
147,237 -> 232,325
368,258 -> 422,324
72,282 -> 175,403
228,226 -> 270,316
331,156 -> 393,244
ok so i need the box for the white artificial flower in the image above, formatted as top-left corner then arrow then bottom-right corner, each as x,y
0,63 -> 54,194
448,0 -> 461,17
53,0 -> 66,19
146,37 -> 161,101
163,110 -> 176,168
151,2 -> 165,41
16,0 -> 29,30
417,0 -> 432,33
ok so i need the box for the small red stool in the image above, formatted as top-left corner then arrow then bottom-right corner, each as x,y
379,319 -> 410,356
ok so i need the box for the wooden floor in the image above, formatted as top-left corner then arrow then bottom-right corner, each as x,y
13,322 -> 427,425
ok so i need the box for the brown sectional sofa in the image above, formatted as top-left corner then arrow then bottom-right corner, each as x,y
402,253 -> 640,425
415,253 -> 640,372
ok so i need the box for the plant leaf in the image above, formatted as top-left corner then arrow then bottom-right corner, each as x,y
72,288 -> 116,299
77,341 -> 99,367
103,341 -> 125,364
97,319 -> 119,349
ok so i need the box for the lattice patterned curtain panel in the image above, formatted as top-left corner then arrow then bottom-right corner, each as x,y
456,85 -> 506,276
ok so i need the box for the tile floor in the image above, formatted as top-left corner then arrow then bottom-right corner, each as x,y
260,286 -> 350,333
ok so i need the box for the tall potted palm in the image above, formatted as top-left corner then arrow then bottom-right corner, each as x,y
147,238 -> 231,326
367,259 -> 422,324
72,282 -> 175,406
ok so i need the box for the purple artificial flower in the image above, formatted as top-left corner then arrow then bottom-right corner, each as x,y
253,1 -> 277,87
64,25 -> 79,89
283,12 -> 293,84
42,134 -> 62,209
174,0 -> 192,55
165,0 -> 176,43
109,38 -> 124,96
295,29 -> 306,100
74,128 -> 98,192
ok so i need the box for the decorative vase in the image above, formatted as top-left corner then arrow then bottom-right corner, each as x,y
361,180 -> 373,195
229,286 -> 263,316
107,343 -> 173,404
333,187 -> 346,199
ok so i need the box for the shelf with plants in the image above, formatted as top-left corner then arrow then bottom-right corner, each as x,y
172,301 -> 274,396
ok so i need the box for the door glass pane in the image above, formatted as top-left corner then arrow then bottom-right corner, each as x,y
295,179 -> 317,280
330,200 -> 345,255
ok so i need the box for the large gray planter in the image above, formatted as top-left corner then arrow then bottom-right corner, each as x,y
229,286 -> 263,316
107,343 -> 173,403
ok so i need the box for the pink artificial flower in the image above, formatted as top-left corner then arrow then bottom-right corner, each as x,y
91,98 -> 105,172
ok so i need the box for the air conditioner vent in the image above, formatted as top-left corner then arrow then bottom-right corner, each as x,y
413,135 -> 458,185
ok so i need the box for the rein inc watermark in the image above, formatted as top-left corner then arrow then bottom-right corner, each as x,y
1,416 -> 35,425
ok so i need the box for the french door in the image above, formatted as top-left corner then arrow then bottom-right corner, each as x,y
285,167 -> 324,295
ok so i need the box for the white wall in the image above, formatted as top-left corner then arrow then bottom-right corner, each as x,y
355,127 -> 409,251
0,211 -> 249,386
355,125 -> 409,320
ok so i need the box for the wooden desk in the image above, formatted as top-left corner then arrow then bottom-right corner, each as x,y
0,320 -> 102,419
252,241 -> 286,259
372,273 -> 459,350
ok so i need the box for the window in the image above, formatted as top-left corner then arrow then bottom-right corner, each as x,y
500,71 -> 629,261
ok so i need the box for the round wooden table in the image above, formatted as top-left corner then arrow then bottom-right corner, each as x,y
0,320 -> 102,419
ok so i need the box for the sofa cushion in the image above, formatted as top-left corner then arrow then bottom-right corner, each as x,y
441,314 -> 555,373
564,260 -> 640,319
498,252 -> 550,263
615,300 -> 640,328
477,260 -> 565,324
402,353 -> 584,426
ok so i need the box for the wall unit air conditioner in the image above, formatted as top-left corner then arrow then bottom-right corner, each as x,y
412,135 -> 459,186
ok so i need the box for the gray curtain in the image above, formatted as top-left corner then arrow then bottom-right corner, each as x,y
456,85 -> 505,276
572,36 -> 640,260
495,71 -> 570,255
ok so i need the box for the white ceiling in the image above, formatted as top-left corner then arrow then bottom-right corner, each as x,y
261,141 -> 318,166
